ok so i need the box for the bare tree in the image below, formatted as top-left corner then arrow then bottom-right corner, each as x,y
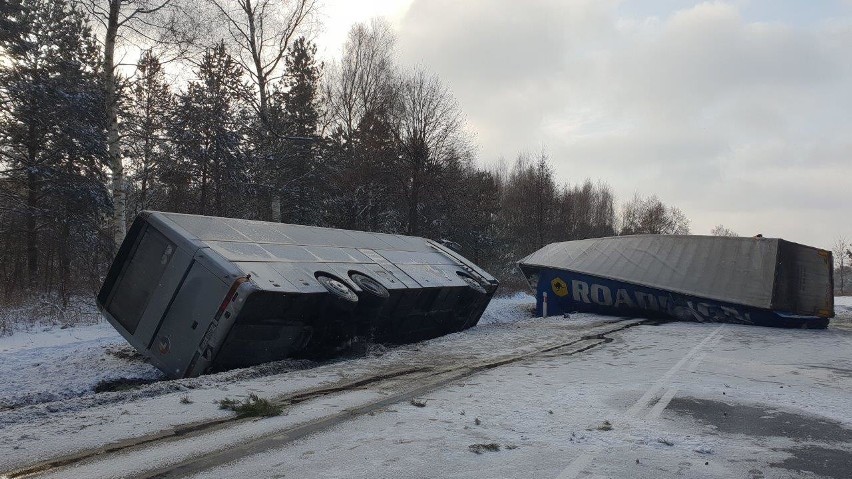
392,68 -> 468,235
711,224 -> 738,237
208,0 -> 317,126
556,179 -> 616,240
835,237 -> 850,295
621,193 -> 690,235
321,19 -> 398,231
323,18 -> 396,138
77,0 -> 202,247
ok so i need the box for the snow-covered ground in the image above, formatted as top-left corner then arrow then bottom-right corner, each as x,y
189,322 -> 852,479
834,295 -> 852,317
1,294 -> 851,478
0,292 -> 535,413
0,292 -> 577,471
0,323 -> 162,410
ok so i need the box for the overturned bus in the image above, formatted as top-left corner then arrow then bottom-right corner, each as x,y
97,212 -> 498,379
519,235 -> 834,329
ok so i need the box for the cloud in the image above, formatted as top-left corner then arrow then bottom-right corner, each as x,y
394,0 -> 852,248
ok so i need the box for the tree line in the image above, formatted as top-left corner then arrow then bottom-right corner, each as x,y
0,0 -> 691,305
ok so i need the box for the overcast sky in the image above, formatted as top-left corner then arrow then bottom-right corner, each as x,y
318,0 -> 851,249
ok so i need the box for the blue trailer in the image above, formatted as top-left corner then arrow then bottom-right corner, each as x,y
519,235 -> 834,329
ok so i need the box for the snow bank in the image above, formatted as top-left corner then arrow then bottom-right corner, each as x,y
477,292 -> 536,325
835,296 -> 852,323
0,323 -> 162,410
0,296 -> 101,337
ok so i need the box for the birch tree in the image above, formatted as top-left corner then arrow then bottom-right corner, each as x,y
208,0 -> 317,126
77,0 -> 201,247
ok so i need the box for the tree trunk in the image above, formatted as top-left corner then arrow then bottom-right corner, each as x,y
200,158 -> 208,215
406,141 -> 428,236
59,208 -> 71,308
140,115 -> 150,211
243,0 -> 269,129
105,0 -> 125,247
407,167 -> 420,236
26,168 -> 38,287
271,196 -> 281,222
213,157 -> 223,216
25,105 -> 40,288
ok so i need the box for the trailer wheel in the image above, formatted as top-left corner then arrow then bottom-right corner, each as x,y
316,274 -> 359,311
458,272 -> 487,294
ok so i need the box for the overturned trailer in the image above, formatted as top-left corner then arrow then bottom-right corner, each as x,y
97,212 -> 498,379
519,235 -> 834,329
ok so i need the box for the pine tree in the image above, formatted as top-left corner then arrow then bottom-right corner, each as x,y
124,51 -> 174,214
172,42 -> 247,217
0,0 -> 109,301
0,0 -> 26,52
273,36 -> 322,225
351,106 -> 401,232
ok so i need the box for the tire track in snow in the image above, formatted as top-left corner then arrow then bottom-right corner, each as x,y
556,324 -> 725,479
5,320 -> 647,479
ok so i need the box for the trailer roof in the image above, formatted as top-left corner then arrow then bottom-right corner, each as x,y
519,235 -> 781,309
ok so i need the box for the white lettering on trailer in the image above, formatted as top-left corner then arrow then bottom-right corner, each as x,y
634,292 -> 659,311
590,284 -> 612,306
614,289 -> 636,309
562,280 -> 748,323
572,280 -> 590,303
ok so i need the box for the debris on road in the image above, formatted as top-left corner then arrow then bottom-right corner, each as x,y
469,443 -> 501,454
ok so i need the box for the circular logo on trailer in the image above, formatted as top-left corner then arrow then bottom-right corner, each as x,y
158,335 -> 171,355
551,277 -> 569,297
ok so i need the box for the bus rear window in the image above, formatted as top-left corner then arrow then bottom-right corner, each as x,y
107,227 -> 175,334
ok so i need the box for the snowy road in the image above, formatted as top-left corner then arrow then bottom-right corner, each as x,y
2,295 -> 852,478
179,320 -> 852,479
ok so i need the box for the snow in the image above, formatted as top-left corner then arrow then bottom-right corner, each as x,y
835,295 -> 852,315
478,292 -> 537,325
1,291 -> 576,472
0,291 -> 534,412
185,321 -> 852,479
0,323 -> 162,410
1,294 -> 851,478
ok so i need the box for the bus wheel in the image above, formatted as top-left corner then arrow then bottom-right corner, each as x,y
316,274 -> 359,311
